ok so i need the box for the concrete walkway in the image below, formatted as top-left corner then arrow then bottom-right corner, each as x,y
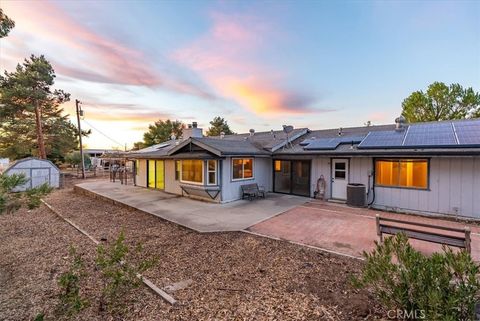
74,181 -> 308,233
249,200 -> 480,260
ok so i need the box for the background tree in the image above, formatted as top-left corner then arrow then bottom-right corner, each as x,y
131,142 -> 145,151
142,119 -> 183,147
401,82 -> 480,123
0,8 -> 15,38
65,151 -> 91,168
205,116 -> 235,136
0,55 -> 87,163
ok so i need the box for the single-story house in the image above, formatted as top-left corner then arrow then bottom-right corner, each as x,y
126,118 -> 480,219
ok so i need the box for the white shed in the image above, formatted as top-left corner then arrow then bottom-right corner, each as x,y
4,157 -> 60,191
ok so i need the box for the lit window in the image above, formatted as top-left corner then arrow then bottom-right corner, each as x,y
232,158 -> 254,180
181,160 -> 203,184
375,159 -> 428,189
207,160 -> 217,185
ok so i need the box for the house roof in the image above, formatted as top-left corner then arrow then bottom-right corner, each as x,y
206,128 -> 308,151
277,118 -> 480,156
128,119 -> 480,158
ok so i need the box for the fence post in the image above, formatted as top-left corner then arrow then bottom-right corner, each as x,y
375,214 -> 383,243
465,226 -> 471,254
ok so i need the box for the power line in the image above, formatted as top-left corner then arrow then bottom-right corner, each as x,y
82,118 -> 125,148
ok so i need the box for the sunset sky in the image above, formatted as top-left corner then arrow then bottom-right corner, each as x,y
1,0 -> 479,149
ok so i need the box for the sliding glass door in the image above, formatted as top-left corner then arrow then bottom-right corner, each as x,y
273,160 -> 311,197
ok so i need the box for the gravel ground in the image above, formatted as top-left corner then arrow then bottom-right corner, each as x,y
0,186 -> 385,321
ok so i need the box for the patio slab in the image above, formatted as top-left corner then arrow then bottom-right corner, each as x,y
74,181 -> 308,233
248,200 -> 480,260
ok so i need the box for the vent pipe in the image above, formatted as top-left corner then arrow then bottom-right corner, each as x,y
249,129 -> 255,136
220,132 -> 225,139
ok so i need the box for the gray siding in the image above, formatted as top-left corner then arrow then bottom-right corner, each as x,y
311,156 -> 480,218
374,157 -> 480,218
135,159 -> 147,187
221,157 -> 272,203
310,157 -> 331,198
164,160 -> 182,195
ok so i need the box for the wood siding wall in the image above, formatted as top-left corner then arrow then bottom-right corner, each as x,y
311,156 -> 480,218
374,157 -> 480,218
135,159 -> 147,187
164,160 -> 182,195
221,157 -> 272,203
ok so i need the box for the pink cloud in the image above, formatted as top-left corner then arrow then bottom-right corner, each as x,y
173,12 -> 321,115
2,1 -> 214,99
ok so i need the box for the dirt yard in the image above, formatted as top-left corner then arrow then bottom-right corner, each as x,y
0,186 -> 385,321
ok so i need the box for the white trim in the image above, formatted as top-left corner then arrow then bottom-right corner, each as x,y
231,157 -> 255,181
180,159 -> 204,185
207,160 -> 217,185
451,122 -> 460,145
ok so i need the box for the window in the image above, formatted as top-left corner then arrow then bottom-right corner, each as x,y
181,160 -> 203,184
175,160 -> 180,180
207,160 -> 217,185
232,158 -> 253,180
334,161 -> 346,179
375,159 -> 428,189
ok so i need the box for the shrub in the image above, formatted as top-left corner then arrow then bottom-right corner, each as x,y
353,233 -> 480,320
65,151 -> 91,168
96,231 -> 155,316
24,183 -> 53,209
57,246 -> 88,316
0,173 -> 53,214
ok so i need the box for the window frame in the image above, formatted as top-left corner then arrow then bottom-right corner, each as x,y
231,157 -> 255,181
180,159 -> 204,185
174,160 -> 181,181
374,158 -> 430,190
207,160 -> 217,185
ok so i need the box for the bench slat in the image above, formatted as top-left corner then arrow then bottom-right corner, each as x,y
380,225 -> 466,248
379,217 -> 466,233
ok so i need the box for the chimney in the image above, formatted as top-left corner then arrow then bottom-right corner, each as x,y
220,132 -> 225,139
183,122 -> 203,139
249,129 -> 255,136
395,115 -> 406,131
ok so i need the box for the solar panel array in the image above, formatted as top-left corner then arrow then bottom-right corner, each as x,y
454,120 -> 480,145
403,122 -> 456,146
302,136 -> 365,150
357,130 -> 406,148
357,120 -> 480,149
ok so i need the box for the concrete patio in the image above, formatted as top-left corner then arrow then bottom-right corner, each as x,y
74,181 -> 308,233
249,200 -> 480,260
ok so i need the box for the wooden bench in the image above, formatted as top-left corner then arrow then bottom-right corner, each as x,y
241,183 -> 265,200
376,214 -> 471,253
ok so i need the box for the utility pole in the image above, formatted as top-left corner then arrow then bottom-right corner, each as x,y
75,99 -> 86,179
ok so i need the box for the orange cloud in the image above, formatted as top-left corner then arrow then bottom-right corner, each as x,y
173,12 -> 322,115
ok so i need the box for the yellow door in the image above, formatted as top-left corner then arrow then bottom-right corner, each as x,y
148,160 -> 155,188
155,160 -> 164,189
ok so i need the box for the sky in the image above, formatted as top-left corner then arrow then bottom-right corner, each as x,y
1,0 -> 479,149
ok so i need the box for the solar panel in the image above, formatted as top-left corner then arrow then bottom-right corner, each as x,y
303,136 -> 365,150
453,120 -> 480,146
403,122 -> 457,147
357,130 -> 406,149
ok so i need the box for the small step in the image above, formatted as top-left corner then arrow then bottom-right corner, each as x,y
327,198 -> 346,204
